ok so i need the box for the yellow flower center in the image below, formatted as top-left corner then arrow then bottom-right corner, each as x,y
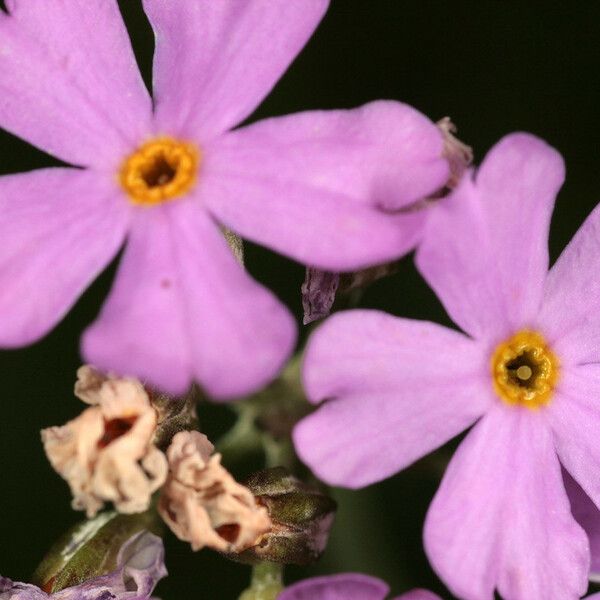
491,330 -> 559,408
120,137 -> 200,206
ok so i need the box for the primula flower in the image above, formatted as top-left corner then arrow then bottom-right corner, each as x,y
0,1 -> 449,398
277,573 -> 441,600
0,531 -> 166,599
294,133 -> 600,599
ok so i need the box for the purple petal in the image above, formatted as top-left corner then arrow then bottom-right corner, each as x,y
395,591 -> 441,600
301,269 -> 340,325
52,531 -> 166,600
202,101 -> 447,270
545,364 -> 600,515
537,202 -> 600,364
416,133 -> 564,340
82,200 -> 296,399
294,310 -> 491,487
0,1 -> 151,166
1,533 -> 165,600
0,169 -> 129,346
0,579 -> 47,600
278,574 -> 389,600
143,0 -> 328,139
564,471 -> 600,579
425,406 -> 588,600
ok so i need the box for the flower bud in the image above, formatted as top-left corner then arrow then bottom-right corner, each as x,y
233,467 -> 337,566
31,510 -> 163,593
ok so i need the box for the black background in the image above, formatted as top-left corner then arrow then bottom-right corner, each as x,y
1,1 -> 600,598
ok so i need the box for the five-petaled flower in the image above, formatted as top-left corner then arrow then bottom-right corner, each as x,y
0,0 -> 449,399
295,133 -> 600,599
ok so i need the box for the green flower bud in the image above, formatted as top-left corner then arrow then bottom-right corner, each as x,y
31,509 -> 162,593
232,467 -> 337,566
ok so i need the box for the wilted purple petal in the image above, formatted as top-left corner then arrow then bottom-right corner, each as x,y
295,310 -> 491,488
53,532 -> 166,600
83,201 -> 295,399
143,0 -> 329,139
0,0 -> 151,166
425,406 -> 588,600
417,133 -> 564,340
0,579 -> 48,600
302,260 -> 402,325
301,269 -> 340,325
0,169 -> 130,346
0,532 -> 165,600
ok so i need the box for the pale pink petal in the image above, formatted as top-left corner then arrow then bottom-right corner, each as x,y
416,133 -> 564,340
564,471 -> 600,579
545,364 -> 600,515
294,310 -> 491,488
201,101 -> 447,270
278,573 -> 388,600
537,202 -> 600,364
425,406 -> 588,600
0,169 -> 130,346
82,200 -> 295,399
143,0 -> 329,139
0,1 -> 151,167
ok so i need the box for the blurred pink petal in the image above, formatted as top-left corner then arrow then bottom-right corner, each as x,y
0,1 -> 448,398
0,0 -> 151,165
0,169 -> 129,346
82,202 -> 295,398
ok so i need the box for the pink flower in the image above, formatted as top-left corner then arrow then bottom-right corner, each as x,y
0,1 -> 448,398
295,133 -> 600,599
278,573 -> 441,600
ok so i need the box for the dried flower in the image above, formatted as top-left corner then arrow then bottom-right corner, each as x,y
159,431 -> 270,553
42,367 -> 167,518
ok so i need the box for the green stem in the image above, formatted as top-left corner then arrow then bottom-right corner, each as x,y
262,433 -> 294,470
238,562 -> 284,600
215,405 -> 263,463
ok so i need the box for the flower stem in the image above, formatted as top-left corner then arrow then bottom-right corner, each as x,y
238,562 -> 283,600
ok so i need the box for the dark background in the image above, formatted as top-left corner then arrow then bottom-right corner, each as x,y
1,1 -> 600,598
